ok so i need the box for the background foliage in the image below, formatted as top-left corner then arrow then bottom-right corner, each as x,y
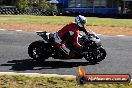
17,0 -> 57,12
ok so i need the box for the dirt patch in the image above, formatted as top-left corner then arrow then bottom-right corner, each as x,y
0,22 -> 132,36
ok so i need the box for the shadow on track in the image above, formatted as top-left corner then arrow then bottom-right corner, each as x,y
0,59 -> 98,71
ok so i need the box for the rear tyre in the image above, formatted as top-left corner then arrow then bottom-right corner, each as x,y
84,48 -> 106,63
28,40 -> 49,62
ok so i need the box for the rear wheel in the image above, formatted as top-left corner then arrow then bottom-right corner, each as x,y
84,48 -> 106,63
28,40 -> 49,62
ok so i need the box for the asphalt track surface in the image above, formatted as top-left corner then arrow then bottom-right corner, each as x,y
0,30 -> 132,76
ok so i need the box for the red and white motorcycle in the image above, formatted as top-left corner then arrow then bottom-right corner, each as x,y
28,30 -> 106,63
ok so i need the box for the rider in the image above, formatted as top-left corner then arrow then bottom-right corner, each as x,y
51,15 -> 88,57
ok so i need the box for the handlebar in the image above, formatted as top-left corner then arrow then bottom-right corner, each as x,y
83,29 -> 90,36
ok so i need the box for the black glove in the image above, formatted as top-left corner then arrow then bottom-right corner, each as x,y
81,28 -> 90,36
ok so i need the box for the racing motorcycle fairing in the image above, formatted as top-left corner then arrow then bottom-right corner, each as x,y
28,30 -> 107,63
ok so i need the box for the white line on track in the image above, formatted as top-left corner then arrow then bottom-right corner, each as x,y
0,72 -> 131,82
0,29 -> 128,37
97,34 -> 102,36
16,30 -> 23,32
36,31 -> 43,32
0,72 -> 76,78
116,35 -> 125,37
0,29 -> 6,31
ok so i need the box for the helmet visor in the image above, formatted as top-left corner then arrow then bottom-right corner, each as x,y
80,20 -> 86,27
81,20 -> 86,24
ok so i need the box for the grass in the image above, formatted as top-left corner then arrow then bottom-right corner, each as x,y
0,75 -> 132,88
0,15 -> 132,28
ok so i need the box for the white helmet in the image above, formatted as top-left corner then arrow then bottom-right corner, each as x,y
75,15 -> 87,27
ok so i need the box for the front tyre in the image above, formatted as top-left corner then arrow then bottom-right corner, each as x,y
28,40 -> 49,62
84,48 -> 106,63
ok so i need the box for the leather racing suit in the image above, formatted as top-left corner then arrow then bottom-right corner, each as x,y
52,22 -> 84,57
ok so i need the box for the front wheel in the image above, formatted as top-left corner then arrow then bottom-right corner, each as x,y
28,40 -> 50,62
84,48 -> 107,63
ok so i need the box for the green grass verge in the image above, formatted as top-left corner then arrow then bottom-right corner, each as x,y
0,15 -> 132,28
0,75 -> 132,88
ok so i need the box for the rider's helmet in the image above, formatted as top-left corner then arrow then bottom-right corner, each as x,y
75,15 -> 87,28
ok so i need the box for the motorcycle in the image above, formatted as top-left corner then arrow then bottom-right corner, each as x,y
28,30 -> 106,63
